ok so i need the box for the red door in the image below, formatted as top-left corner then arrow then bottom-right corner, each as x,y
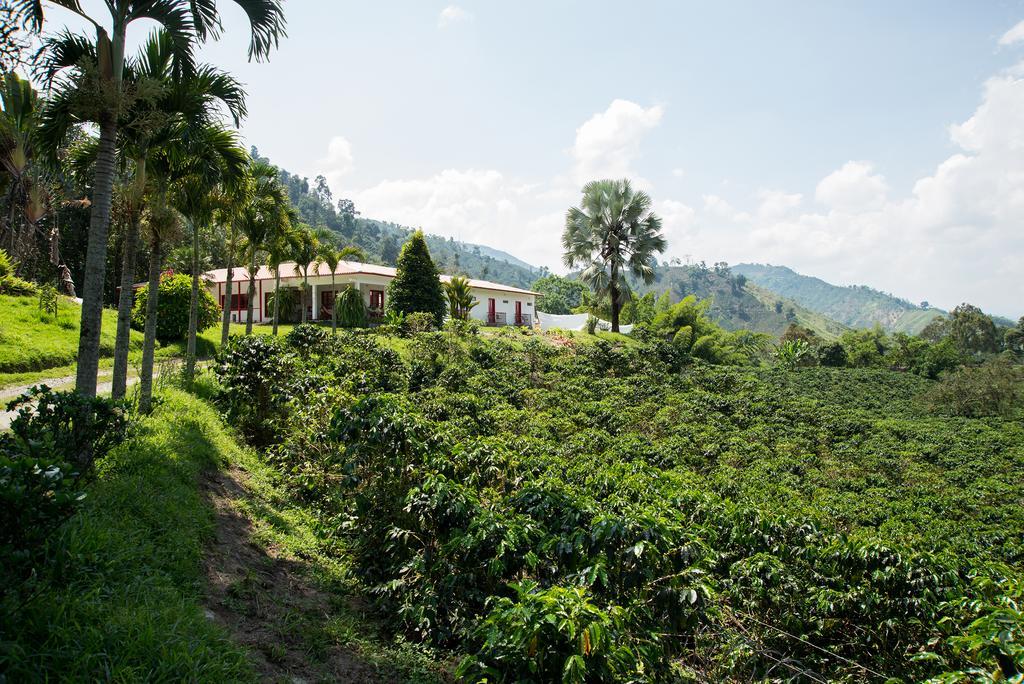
488,298 -> 496,324
515,301 -> 522,325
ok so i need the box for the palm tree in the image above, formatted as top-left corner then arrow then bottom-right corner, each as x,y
290,226 -> 323,324
16,0 -> 285,398
562,179 -> 667,332
137,186 -> 181,413
443,275 -> 478,321
173,126 -> 246,376
236,161 -> 290,334
315,239 -> 365,333
266,217 -> 298,335
60,29 -> 251,396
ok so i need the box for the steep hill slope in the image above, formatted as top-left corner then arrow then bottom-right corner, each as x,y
733,263 -> 944,334
628,264 -> 848,339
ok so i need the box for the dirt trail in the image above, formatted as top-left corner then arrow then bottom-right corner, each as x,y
201,465 -> 401,683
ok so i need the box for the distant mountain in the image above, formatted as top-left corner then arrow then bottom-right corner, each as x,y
732,264 -> 945,334
251,147 -> 540,289
628,264 -> 848,339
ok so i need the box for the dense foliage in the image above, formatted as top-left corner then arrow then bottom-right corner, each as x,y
216,329 -> 1024,682
386,230 -> 446,326
131,272 -> 219,343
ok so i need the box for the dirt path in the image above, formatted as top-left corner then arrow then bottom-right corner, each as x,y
202,465 -> 413,683
0,373 -> 145,431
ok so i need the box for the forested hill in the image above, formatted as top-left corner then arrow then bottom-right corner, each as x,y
732,263 -> 945,334
251,147 -> 540,288
628,263 -> 848,339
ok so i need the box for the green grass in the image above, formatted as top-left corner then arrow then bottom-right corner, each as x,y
0,294 -> 142,373
0,295 -> 297,389
0,390 -> 253,681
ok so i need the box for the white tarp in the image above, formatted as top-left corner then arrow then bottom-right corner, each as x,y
537,312 -> 632,334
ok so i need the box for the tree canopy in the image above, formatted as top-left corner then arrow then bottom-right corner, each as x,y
386,230 -> 446,325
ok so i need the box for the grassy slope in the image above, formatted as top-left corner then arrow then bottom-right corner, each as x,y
627,265 -> 846,339
0,293 -> 295,389
733,263 -> 945,333
2,390 -> 252,680
1,388 -> 445,681
0,294 -> 141,373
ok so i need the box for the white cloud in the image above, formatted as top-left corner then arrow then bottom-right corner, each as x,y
999,20 -> 1024,46
814,161 -> 888,211
318,136 -> 355,195
672,167 -> 685,178
352,169 -> 560,267
572,99 -> 664,183
678,63 -> 1024,316
438,5 -> 470,28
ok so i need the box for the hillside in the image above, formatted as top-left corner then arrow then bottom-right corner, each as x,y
252,147 -> 540,289
733,263 -> 945,334
627,263 -> 848,339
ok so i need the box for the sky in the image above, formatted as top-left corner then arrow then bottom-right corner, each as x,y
44,1 -> 1024,317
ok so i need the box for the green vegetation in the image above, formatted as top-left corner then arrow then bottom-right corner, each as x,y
0,294 -> 140,373
563,179 -> 667,332
1,390 -> 251,680
386,230 -> 447,326
131,272 -> 219,343
213,328 -> 1023,681
733,262 -> 946,333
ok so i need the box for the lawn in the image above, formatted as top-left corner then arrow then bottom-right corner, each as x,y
0,293 -> 296,389
0,294 -> 141,373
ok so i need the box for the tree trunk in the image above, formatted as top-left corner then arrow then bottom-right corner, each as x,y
610,268 -> 621,333
331,274 -> 337,333
74,114 -> 119,397
185,220 -> 200,380
245,251 -> 256,334
220,231 -> 234,347
111,213 -> 139,400
272,270 -> 281,335
301,273 -> 308,323
139,235 -> 161,413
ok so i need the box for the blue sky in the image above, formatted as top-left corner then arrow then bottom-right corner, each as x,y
47,2 -> 1024,316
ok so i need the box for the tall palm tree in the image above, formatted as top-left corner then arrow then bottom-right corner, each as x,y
173,126 -> 246,377
290,226 -> 323,324
266,217 -> 298,335
235,161 -> 289,334
443,275 -> 478,321
137,185 -> 181,413
563,179 -> 667,332
58,29 -> 251,397
16,0 -> 285,398
315,239 -> 365,333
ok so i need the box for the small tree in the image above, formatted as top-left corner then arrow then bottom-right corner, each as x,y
132,272 -> 218,344
443,275 -> 478,321
386,230 -> 446,325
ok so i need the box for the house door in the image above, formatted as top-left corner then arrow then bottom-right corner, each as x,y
515,301 -> 522,325
488,298 -> 496,324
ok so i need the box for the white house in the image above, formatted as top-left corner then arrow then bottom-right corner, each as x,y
204,260 -> 539,327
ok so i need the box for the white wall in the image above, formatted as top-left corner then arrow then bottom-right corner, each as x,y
210,276 -> 536,326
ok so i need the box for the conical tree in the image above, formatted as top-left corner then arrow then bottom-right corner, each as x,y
385,230 -> 446,326
563,179 -> 667,332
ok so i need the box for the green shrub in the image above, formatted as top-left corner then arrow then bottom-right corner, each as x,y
131,273 -> 219,343
458,581 -> 658,683
215,335 -> 296,445
0,249 -> 38,296
922,356 -> 1024,417
336,285 -> 368,328
0,387 -> 130,593
284,321 -> 330,354
817,341 -> 848,367
404,311 -> 437,334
